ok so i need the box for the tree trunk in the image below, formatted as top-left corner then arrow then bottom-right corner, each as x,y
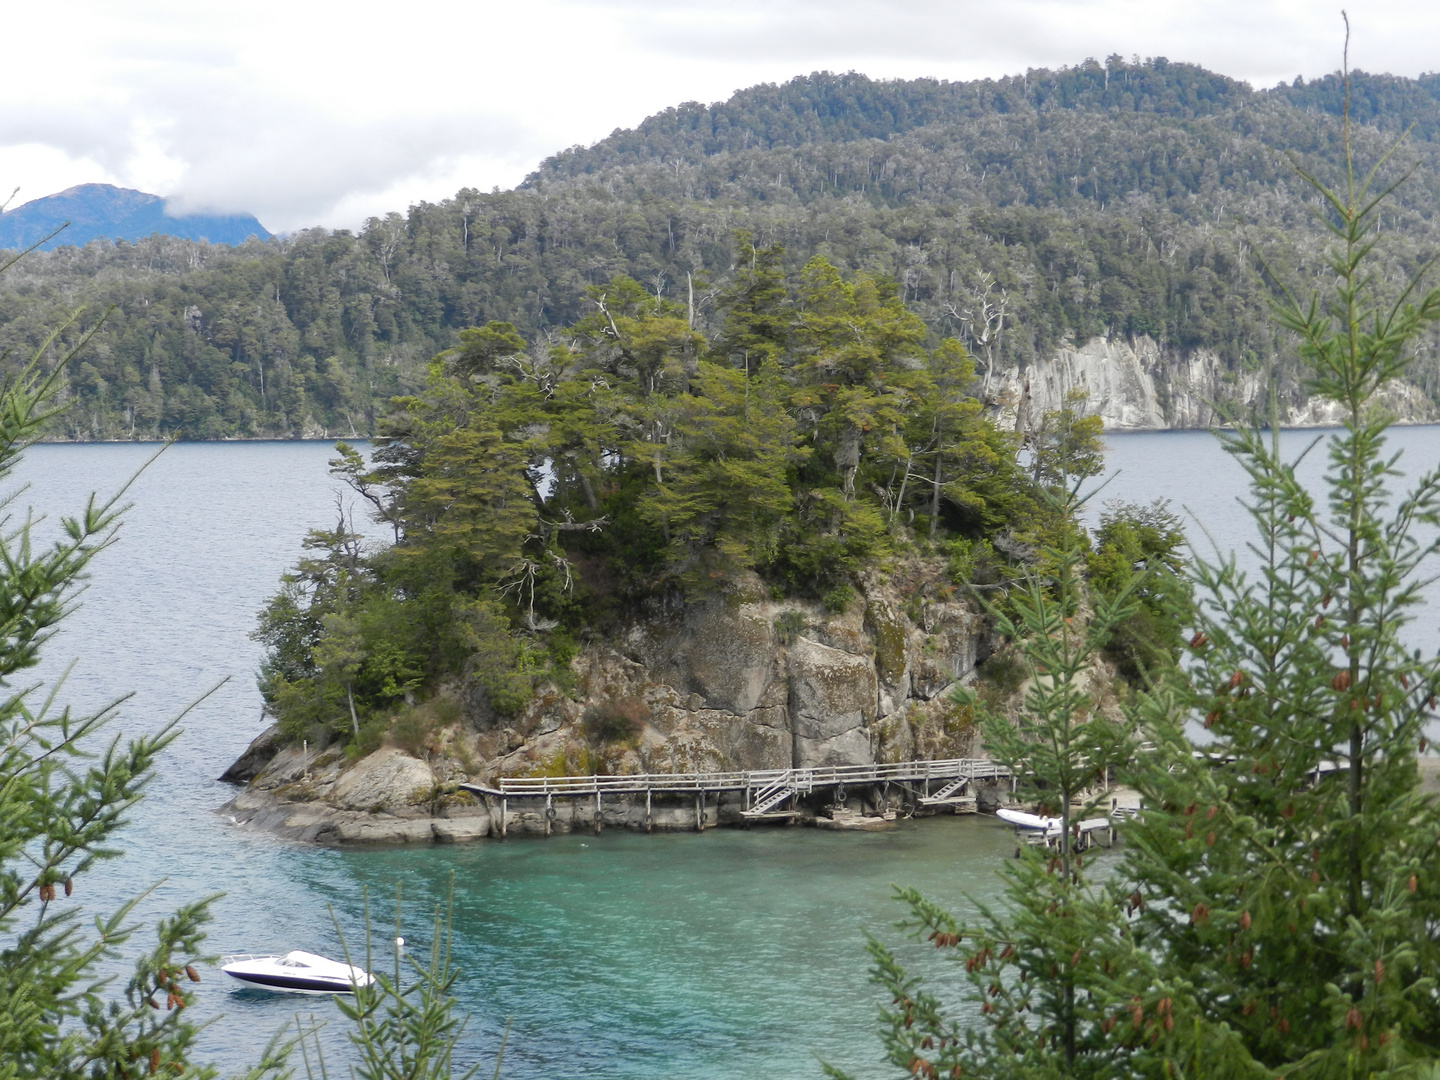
929,446 -> 944,538
346,683 -> 359,737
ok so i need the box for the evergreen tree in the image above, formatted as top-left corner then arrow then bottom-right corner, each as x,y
852,63 -> 1440,1080
1121,79 -> 1440,1072
0,315 -> 287,1076
254,249 -> 1070,749
710,235 -> 790,372
1087,500 -> 1192,684
639,357 -> 807,579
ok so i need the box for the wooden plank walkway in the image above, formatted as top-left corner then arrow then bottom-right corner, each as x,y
1018,818 -> 1118,853
459,758 -> 1012,834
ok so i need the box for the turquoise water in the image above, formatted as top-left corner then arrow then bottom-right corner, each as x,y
207,812 -> 1018,1078
7,426 -> 1438,1077
331,823 -> 1015,1078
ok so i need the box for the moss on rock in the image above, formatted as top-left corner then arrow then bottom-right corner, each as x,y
865,600 -> 909,685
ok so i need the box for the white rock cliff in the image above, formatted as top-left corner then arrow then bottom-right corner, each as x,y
994,335 -> 1435,431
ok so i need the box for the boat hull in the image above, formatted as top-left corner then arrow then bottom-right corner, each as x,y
222,971 -> 363,995
220,951 -> 373,995
996,807 -> 1061,832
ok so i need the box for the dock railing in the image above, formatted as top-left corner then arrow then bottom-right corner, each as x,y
460,758 -> 1010,800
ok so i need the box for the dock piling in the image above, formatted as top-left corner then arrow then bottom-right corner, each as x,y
459,759 -> 1014,834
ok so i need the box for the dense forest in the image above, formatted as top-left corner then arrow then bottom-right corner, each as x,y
6,58 -> 1440,438
248,243 -> 1171,746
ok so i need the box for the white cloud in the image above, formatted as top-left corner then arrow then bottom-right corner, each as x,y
2,0 -> 1438,232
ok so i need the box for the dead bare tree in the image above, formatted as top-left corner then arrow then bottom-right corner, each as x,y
946,273 -> 1009,402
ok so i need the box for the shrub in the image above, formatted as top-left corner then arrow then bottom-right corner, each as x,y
581,695 -> 650,747
975,649 -> 1026,708
774,609 -> 806,645
390,707 -> 435,759
347,716 -> 387,761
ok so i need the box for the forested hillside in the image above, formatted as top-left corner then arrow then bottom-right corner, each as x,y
6,58 -> 1440,439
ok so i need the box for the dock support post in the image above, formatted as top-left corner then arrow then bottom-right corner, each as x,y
545,793 -> 553,837
695,792 -> 704,832
645,788 -> 653,833
500,797 -> 507,839
594,790 -> 603,835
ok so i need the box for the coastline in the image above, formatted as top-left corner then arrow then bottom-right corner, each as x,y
216,727 -> 1012,846
37,418 -> 1440,447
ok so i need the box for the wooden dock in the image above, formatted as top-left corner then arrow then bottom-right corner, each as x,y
1017,818 -> 1118,854
459,758 -> 1012,836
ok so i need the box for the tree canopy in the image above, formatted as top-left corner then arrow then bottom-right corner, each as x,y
854,78 -> 1440,1080
254,240 -> 1079,744
8,61 -> 1440,438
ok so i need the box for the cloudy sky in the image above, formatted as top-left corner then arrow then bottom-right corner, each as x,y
3,0 -> 1437,233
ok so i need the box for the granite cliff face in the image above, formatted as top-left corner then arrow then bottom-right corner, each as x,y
507,563 -> 987,776
220,560 -> 994,843
997,335 -> 1435,431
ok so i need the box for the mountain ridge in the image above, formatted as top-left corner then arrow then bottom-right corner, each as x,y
2,57 -> 1440,439
0,183 -> 271,251
525,64 -> 1440,188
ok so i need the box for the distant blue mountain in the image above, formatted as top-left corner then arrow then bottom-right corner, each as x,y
0,184 -> 271,251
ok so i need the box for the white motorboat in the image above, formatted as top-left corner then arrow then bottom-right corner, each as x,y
220,950 -> 374,994
996,807 -> 1062,833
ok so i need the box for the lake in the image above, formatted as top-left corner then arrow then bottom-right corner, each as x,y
10,423 -> 1440,1077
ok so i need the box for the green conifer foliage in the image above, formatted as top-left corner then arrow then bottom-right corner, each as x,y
711,236 -> 791,372
0,307 -> 287,1076
639,358 -> 807,577
1121,92 -> 1440,1072
852,64 -> 1440,1080
255,244 -> 1067,747
1087,500 -> 1191,683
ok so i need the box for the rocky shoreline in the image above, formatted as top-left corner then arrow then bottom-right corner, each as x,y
218,560 -> 1041,845
217,729 -> 1014,846
219,736 -> 490,844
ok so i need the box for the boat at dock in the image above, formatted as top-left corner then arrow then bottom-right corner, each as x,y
996,807 -> 1061,832
220,951 -> 373,994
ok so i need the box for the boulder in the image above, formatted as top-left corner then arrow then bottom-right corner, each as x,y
218,722 -> 284,783
431,814 -> 491,843
248,741 -> 323,789
329,748 -> 435,812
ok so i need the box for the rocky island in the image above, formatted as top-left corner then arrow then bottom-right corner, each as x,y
219,239 -> 1180,845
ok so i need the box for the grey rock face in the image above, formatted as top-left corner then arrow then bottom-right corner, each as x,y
561,566 -> 988,777
220,559 -> 995,845
631,593 -> 778,715
787,636 -> 877,766
329,747 -> 436,811
218,722 -> 283,783
996,334 -> 1435,431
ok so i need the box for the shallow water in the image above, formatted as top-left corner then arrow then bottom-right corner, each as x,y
5,424 -> 1438,1077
